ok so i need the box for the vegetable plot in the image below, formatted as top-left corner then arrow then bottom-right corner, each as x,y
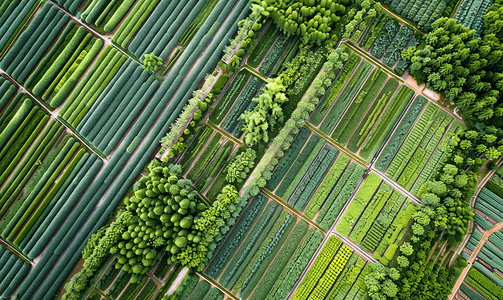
77,0 -> 136,33
205,194 -> 323,299
0,0 -> 40,57
0,4 -> 70,83
455,0 -> 493,36
59,45 -> 127,127
376,98 -> 465,195
336,173 -> 416,265
0,248 -> 31,298
76,60 -> 160,154
381,0 -> 452,30
462,267 -> 503,300
292,235 -> 371,300
317,58 -> 373,135
266,128 -> 366,227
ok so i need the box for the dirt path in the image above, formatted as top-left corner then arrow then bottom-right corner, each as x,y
262,188 -> 326,234
305,123 -> 369,167
196,272 -> 239,300
449,219 -> 503,299
378,4 -> 424,34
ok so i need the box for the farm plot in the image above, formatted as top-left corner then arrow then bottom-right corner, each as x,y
265,127 -> 366,228
329,71 -> 400,148
356,14 -> 420,74
474,188 -> 503,224
316,57 -> 374,135
175,125 -> 256,199
461,267 -> 503,300
454,0 -> 493,37
0,0 -> 40,57
472,229 -> 503,280
0,3 -> 103,109
205,193 -> 324,300
126,0 -> 240,73
210,69 -> 253,125
380,0 -> 452,30
81,255 -> 188,300
58,45 -> 127,127
220,75 -> 265,138
482,164 -> 503,203
75,60 -> 160,155
291,235 -> 371,300
0,91 -> 108,255
0,248 -> 31,298
375,96 -> 465,195
71,0 -> 136,34
246,23 -> 292,76
462,227 -> 483,259
336,173 -> 416,265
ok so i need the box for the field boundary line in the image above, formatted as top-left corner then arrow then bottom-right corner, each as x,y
261,188 -> 327,235
196,272 -> 239,300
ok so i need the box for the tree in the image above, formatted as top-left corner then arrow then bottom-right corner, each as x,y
400,242 -> 414,256
142,53 -> 163,74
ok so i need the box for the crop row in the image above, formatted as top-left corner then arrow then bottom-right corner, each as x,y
475,188 -> 503,223
127,0 -> 232,70
356,12 -> 419,73
370,201 -> 415,265
310,51 -> 359,126
375,95 -> 428,172
76,60 -> 160,155
334,73 -> 400,154
221,76 -> 264,135
465,267 -> 503,300
206,193 -> 322,299
0,0 -> 40,56
184,130 -> 222,181
286,144 -> 340,211
77,0 -> 135,33
382,0 -> 450,30
305,153 -> 366,230
455,0 -> 492,36
331,68 -> 388,143
383,104 -> 464,194
0,3 -> 78,92
112,0 -> 159,49
0,248 -> 31,298
24,22 -> 102,108
292,236 -> 369,300
336,172 -> 382,236
319,60 -> 373,135
258,33 -> 290,76
370,19 -> 400,59
210,70 -> 252,125
248,23 -> 281,68
385,103 -> 441,176
59,45 -> 127,127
